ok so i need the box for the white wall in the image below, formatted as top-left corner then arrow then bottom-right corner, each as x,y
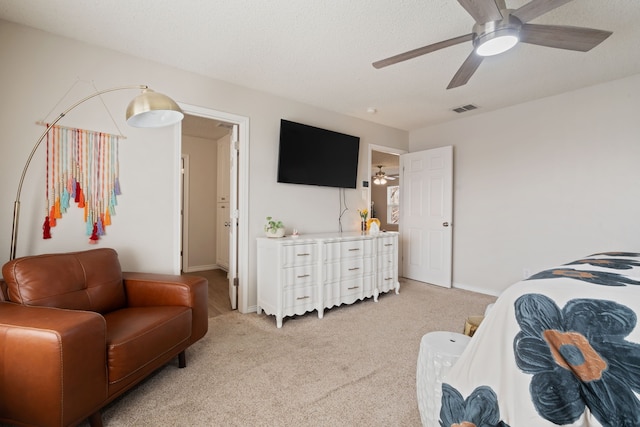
0,21 -> 408,309
409,73 -> 640,296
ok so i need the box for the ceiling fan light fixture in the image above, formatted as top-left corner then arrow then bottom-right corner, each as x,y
475,31 -> 519,56
373,177 -> 387,185
473,14 -> 522,57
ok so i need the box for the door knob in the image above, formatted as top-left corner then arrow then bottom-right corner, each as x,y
443,222 -> 449,227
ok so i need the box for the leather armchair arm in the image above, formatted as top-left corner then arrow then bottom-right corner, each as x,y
0,303 -> 107,427
122,272 -> 209,344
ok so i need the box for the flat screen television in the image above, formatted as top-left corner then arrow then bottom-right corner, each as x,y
277,119 -> 360,189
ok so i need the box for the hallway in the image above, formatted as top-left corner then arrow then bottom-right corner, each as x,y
185,269 -> 233,318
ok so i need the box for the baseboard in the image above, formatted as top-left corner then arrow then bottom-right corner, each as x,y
452,281 -> 502,297
183,264 -> 219,273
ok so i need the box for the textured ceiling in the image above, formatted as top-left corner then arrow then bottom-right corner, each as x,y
1,0 -> 638,131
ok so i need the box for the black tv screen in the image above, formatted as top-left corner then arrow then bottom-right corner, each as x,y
277,119 -> 360,189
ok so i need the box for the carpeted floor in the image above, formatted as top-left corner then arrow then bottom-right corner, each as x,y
84,278 -> 495,427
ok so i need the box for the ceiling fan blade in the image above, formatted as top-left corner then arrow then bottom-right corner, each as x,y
447,52 -> 484,89
457,0 -> 504,24
520,23 -> 613,52
372,34 -> 472,69
511,0 -> 573,23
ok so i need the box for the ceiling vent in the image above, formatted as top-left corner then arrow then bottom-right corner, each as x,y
452,104 -> 479,113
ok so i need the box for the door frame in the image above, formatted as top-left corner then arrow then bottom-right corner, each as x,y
178,102 -> 250,314
180,154 -> 190,273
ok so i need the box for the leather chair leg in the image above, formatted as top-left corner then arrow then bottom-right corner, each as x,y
178,350 -> 186,368
88,411 -> 103,427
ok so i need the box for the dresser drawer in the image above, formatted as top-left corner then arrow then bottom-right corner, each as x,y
338,240 -> 364,260
341,257 -> 373,278
341,275 -> 374,297
324,239 -> 374,263
324,258 -> 373,282
281,244 -> 316,267
377,252 -> 395,271
377,236 -> 396,254
282,265 -> 317,288
283,285 -> 315,310
377,269 -> 397,293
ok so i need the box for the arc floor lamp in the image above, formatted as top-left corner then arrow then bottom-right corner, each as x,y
10,84 -> 184,260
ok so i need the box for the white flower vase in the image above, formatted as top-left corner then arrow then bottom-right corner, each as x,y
266,228 -> 285,238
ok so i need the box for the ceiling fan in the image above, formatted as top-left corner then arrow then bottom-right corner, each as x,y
373,165 -> 397,185
372,0 -> 613,89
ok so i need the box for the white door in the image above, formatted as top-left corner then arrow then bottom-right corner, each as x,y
400,146 -> 453,287
227,125 -> 239,309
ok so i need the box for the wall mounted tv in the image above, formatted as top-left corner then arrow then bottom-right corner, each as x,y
277,119 -> 360,189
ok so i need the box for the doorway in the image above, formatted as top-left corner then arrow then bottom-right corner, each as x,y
369,148 -> 402,232
368,144 -> 406,276
181,115 -> 232,273
178,103 -> 250,314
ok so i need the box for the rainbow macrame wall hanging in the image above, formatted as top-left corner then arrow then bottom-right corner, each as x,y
43,124 -> 121,244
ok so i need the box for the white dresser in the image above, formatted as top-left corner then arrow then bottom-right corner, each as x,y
257,231 -> 399,328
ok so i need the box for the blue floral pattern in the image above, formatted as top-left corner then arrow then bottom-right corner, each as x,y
439,383 -> 510,427
513,293 -> 640,426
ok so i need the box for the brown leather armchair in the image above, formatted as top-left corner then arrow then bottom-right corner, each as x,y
0,248 -> 208,427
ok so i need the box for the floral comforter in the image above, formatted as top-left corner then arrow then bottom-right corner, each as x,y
441,252 -> 640,427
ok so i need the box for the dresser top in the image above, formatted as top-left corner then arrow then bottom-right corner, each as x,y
257,230 -> 398,244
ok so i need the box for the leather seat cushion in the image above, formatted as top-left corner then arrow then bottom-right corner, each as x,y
104,306 -> 191,385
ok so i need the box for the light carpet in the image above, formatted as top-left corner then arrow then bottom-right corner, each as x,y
86,279 -> 496,427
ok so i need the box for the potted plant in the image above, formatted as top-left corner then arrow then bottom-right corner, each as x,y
264,216 -> 285,238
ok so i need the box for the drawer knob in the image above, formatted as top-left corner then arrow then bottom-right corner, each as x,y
297,274 -> 310,278
347,286 -> 360,290
348,267 -> 360,271
297,253 -> 310,257
348,248 -> 360,251
296,296 -> 310,300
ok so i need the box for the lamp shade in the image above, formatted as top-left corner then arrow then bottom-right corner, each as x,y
126,89 -> 184,128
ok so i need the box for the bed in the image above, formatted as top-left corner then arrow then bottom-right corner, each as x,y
440,252 -> 640,427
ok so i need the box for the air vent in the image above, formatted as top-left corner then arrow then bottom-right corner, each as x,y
452,104 -> 479,113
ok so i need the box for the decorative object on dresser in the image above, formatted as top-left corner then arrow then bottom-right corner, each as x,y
358,209 -> 368,232
9,84 -> 183,260
257,231 -> 400,328
367,217 -> 381,233
264,216 -> 285,238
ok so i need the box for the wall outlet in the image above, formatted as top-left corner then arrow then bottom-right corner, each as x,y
523,268 -> 531,279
